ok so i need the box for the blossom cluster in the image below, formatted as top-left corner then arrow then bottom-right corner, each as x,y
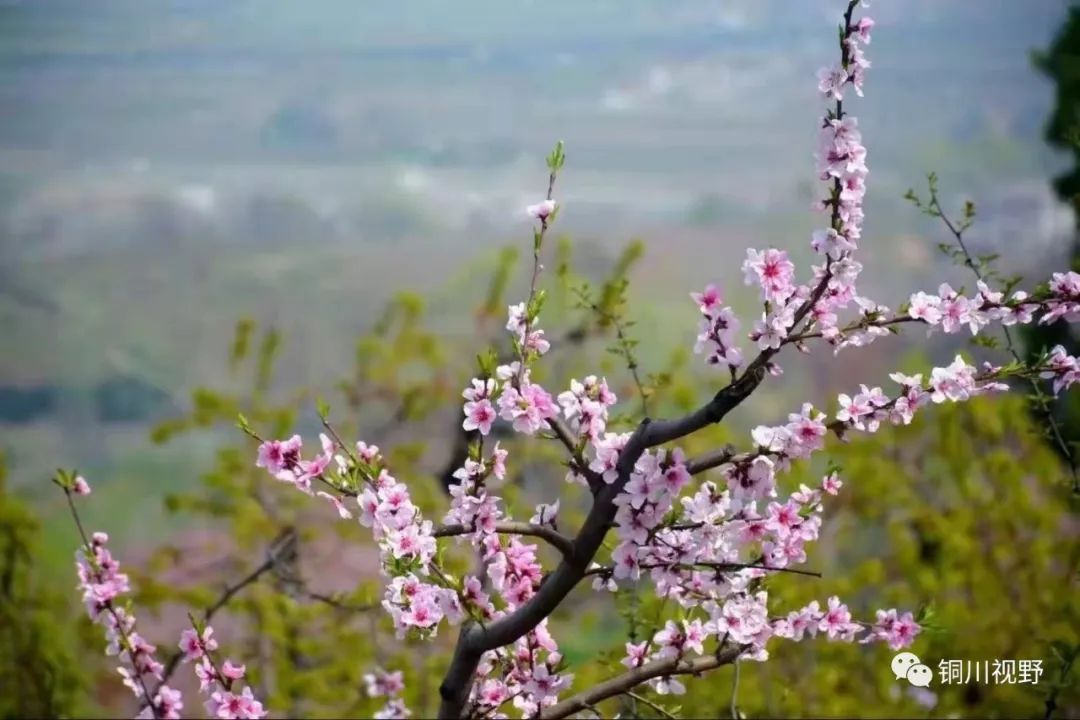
690,9 -> 875,371
692,283 -> 744,372
607,467 -> 913,692
364,668 -> 410,719
67,474 -> 273,720
255,430 -> 457,645
71,479 -> 182,719
791,272 -> 1080,358
469,619 -> 571,716
557,375 -> 618,443
178,625 -> 267,719
251,212 -> 579,714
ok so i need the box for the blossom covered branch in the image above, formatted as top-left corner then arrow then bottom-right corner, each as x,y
56,472 -> 270,720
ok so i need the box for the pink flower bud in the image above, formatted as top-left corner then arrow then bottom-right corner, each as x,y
526,199 -> 556,220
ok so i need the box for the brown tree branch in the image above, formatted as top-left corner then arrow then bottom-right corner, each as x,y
539,645 -> 746,720
435,522 -> 575,560
159,529 -> 295,685
436,354 -> 775,718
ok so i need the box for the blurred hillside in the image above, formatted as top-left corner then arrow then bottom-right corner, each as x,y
0,0 -> 1076,526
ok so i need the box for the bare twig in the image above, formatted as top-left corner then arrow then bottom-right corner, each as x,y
160,529 -> 295,685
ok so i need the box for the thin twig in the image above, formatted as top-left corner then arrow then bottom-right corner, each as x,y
730,660 -> 741,720
927,185 -> 1078,490
540,645 -> 746,720
160,529 -> 296,685
626,691 -> 676,720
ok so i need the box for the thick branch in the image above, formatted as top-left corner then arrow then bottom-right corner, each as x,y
436,358 -> 771,718
539,645 -> 746,720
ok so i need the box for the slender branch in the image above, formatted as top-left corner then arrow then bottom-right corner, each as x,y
514,158 -> 559,388
64,490 -> 161,719
685,445 -> 738,476
303,591 -> 379,614
539,645 -> 746,720
160,529 -> 295,686
585,561 -> 822,580
927,185 -> 1078,489
626,691 -> 676,720
587,297 -> 650,418
783,315 -> 918,344
435,522 -> 575,560
730,659 -> 741,720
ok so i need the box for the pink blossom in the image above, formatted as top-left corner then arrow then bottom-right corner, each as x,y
207,686 -> 267,720
818,596 -> 855,640
526,199 -> 556,220
530,500 -> 560,527
691,284 -> 723,316
854,16 -> 874,43
221,660 -> 246,681
622,641 -> 649,669
864,609 -> 921,650
255,434 -> 302,476
463,397 -> 497,435
908,291 -> 942,326
1042,345 -> 1080,396
178,626 -> 218,662
490,443 -> 508,480
821,472 -> 843,495
365,669 -> 406,698
743,248 -> 797,304
817,65 -> 848,100
498,382 -> 558,435
930,355 -> 977,404
138,686 -> 184,720
356,441 -> 381,464
72,475 -> 92,495
811,227 -> 856,258
835,390 -> 872,425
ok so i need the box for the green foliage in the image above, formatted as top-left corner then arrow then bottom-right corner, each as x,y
0,452 -> 91,719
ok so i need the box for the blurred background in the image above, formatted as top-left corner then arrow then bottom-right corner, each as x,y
1,1 -> 1079,718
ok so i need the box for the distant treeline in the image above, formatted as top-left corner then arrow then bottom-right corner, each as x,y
0,375 -> 173,424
